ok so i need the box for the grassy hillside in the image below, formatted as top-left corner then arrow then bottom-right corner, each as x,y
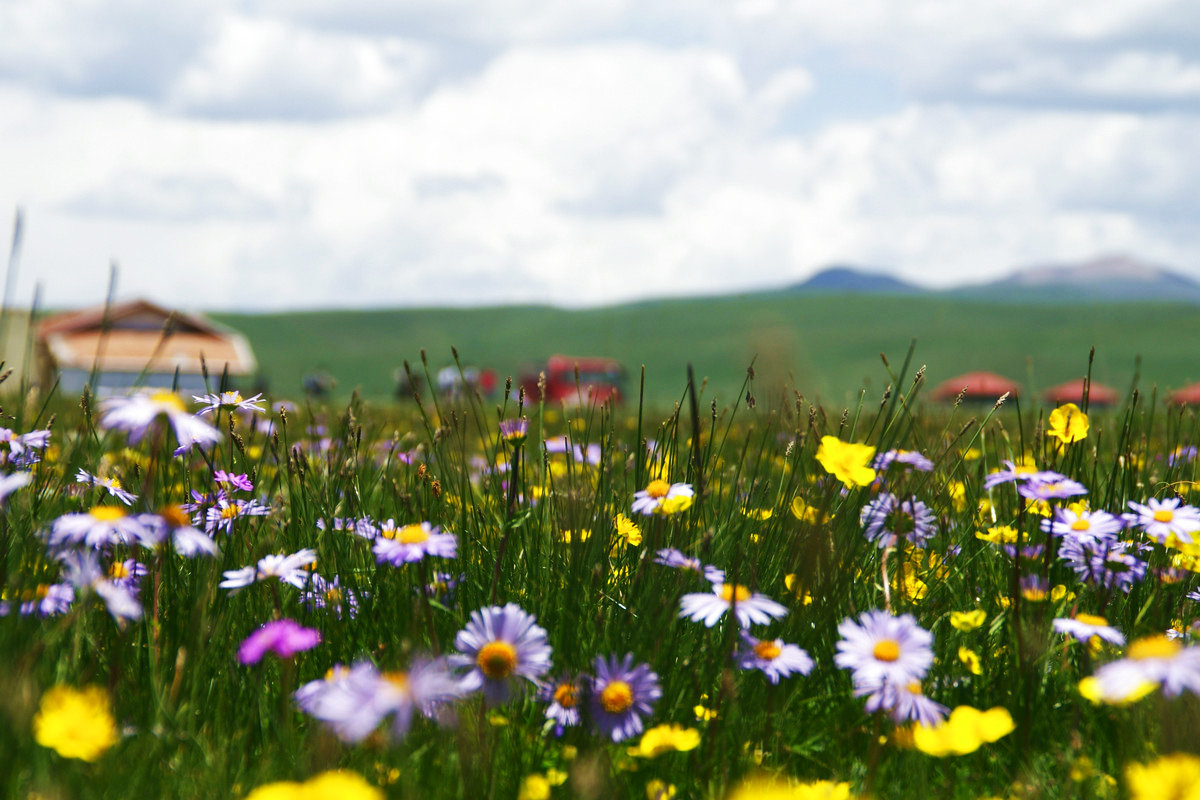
212,294 -> 1200,409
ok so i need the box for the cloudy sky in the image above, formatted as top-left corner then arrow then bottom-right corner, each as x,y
2,0 -> 1198,311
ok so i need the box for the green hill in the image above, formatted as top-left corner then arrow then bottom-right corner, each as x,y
212,294 -> 1200,409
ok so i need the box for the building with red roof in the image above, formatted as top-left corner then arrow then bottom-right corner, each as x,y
36,299 -> 257,396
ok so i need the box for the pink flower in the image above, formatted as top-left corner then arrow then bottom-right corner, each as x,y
238,619 -> 321,664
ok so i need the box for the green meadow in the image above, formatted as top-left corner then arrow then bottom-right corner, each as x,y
215,294 -> 1200,410
6,300 -> 1200,799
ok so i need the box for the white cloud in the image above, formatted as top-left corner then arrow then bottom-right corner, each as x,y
169,15 -> 437,119
0,0 -> 221,97
2,2 -> 1200,312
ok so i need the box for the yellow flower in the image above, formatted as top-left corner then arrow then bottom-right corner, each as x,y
794,781 -> 855,800
301,771 -> 385,800
725,776 -> 855,800
1125,753 -> 1200,800
33,685 -> 119,762
244,783 -> 303,800
658,495 -> 693,515
816,436 -> 876,488
950,610 -> 986,632
976,525 -> 1018,545
614,514 -> 642,547
958,647 -> 982,675
1077,676 -> 1158,706
912,706 -> 1014,757
947,480 -> 967,511
784,574 -> 814,605
742,508 -> 773,520
629,724 -> 701,757
518,774 -> 552,800
560,529 -> 590,543
790,497 -> 827,524
646,780 -> 677,800
545,769 -> 568,786
245,771 -> 384,800
1048,403 -> 1089,444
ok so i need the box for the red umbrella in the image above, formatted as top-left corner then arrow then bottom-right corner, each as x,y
1043,378 -> 1120,407
931,371 -> 1021,402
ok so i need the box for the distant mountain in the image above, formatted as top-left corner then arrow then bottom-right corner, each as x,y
952,255 -> 1200,303
789,266 -> 922,294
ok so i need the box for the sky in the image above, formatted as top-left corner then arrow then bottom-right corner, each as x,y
2,0 -> 1198,312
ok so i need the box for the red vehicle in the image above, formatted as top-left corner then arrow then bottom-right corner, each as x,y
520,355 -> 626,406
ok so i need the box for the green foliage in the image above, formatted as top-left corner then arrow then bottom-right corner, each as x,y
213,295 -> 1200,408
2,351 -> 1200,799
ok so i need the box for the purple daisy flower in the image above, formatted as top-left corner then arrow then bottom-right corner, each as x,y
631,480 -> 694,515
654,548 -> 725,583
299,574 -> 360,618
1169,446 -> 1199,466
1053,614 -> 1126,646
834,610 -> 933,690
1126,497 -> 1200,545
500,418 -> 529,444
588,653 -> 661,742
872,449 -> 934,472
540,674 -> 584,731
203,497 -> 271,535
859,493 -> 937,548
193,390 -> 266,416
679,583 -> 788,628
219,548 -> 317,592
862,680 -> 947,726
1042,506 -> 1124,543
1058,537 -> 1148,592
373,520 -> 458,565
450,604 -> 552,706
99,391 -> 221,449
48,507 -> 151,550
297,657 -> 460,742
1017,474 -> 1088,501
214,470 -> 254,492
1087,636 -> 1200,703
238,619 -> 322,664
736,632 -> 814,684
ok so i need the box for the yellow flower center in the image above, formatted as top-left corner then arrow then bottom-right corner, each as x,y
107,562 -> 130,580
719,584 -> 752,603
476,641 -> 518,679
1128,636 -> 1182,661
383,671 -> 409,692
1075,613 -> 1109,627
90,507 -> 126,522
220,504 -> 241,520
1155,509 -> 1175,523
161,505 -> 192,529
1071,519 -> 1091,531
397,524 -> 430,545
553,683 -> 578,708
325,588 -> 343,603
645,479 -> 671,499
380,524 -> 398,539
600,681 -> 634,713
906,682 -> 923,695
753,641 -> 782,660
150,391 -> 187,413
873,639 -> 901,662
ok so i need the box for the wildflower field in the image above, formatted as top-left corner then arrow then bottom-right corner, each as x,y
5,353 -> 1200,800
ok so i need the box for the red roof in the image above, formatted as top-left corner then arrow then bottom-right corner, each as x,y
1043,378 -> 1120,407
1169,383 -> 1200,405
931,371 -> 1020,402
